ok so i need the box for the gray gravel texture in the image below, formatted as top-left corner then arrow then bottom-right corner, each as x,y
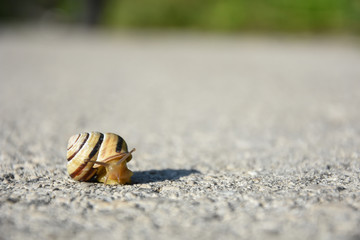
0,27 -> 360,240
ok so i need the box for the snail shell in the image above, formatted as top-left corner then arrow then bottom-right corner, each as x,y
66,132 -> 135,185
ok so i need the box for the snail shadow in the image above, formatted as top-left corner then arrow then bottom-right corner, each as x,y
131,168 -> 201,184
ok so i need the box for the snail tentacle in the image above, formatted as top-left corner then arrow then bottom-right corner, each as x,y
85,160 -> 109,167
116,148 -> 136,166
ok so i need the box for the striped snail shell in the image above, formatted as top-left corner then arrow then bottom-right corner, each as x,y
66,132 -> 135,185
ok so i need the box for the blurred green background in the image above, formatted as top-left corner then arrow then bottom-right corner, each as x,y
1,0 -> 360,34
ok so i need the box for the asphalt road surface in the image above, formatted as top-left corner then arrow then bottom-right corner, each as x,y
0,27 -> 360,240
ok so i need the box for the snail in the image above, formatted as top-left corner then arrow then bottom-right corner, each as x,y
66,132 -> 135,185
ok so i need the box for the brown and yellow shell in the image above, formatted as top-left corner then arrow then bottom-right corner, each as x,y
66,132 -> 135,185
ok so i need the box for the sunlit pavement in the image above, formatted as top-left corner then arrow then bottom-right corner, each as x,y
1,26 -> 360,240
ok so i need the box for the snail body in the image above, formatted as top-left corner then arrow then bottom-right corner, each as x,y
66,132 -> 135,185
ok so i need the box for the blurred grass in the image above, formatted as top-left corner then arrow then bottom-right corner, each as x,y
101,0 -> 360,33
1,0 -> 360,34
